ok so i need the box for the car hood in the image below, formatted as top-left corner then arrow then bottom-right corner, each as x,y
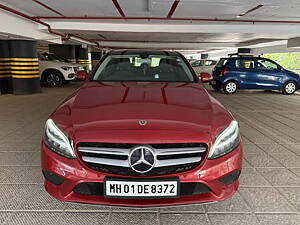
51,82 -> 233,143
284,69 -> 300,78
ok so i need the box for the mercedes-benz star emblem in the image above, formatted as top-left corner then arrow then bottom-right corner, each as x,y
129,146 -> 155,173
139,120 -> 147,126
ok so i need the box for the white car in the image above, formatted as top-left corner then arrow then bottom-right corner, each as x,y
39,53 -> 84,87
191,59 -> 217,75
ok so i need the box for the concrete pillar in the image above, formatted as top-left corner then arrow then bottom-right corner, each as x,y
49,44 -> 76,63
9,40 -> 40,94
237,48 -> 251,54
91,51 -> 102,69
0,40 -> 12,94
287,37 -> 300,48
0,40 -> 40,95
201,54 -> 208,59
75,45 -> 89,68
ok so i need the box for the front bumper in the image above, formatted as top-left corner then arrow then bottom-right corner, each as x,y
41,142 -> 242,207
61,70 -> 76,81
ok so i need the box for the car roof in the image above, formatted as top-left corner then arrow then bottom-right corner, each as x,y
108,49 -> 180,56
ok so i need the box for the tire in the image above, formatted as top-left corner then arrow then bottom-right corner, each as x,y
223,80 -> 238,94
44,70 -> 63,87
210,81 -> 221,91
282,81 -> 297,95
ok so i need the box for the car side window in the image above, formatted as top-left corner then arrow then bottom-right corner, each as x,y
235,59 -> 255,69
191,60 -> 201,67
204,60 -> 213,66
257,59 -> 279,70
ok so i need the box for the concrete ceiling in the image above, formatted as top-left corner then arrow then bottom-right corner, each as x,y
1,0 -> 300,53
1,0 -> 300,20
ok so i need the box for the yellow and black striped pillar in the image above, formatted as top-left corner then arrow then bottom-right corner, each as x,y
75,45 -> 89,69
76,59 -> 89,65
0,40 -> 12,94
9,40 -> 40,94
91,51 -> 102,69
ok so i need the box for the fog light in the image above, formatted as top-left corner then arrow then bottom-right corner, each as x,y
43,170 -> 65,185
218,170 -> 241,185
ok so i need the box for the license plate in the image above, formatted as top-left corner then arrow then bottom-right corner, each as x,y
104,178 -> 179,198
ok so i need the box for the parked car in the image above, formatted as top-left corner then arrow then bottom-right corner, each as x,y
39,53 -> 84,87
191,59 -> 217,74
41,50 -> 242,207
211,56 -> 300,94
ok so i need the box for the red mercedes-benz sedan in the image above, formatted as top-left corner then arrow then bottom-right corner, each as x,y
42,50 -> 242,207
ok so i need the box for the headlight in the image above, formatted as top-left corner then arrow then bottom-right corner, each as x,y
208,120 -> 240,159
61,66 -> 73,71
44,119 -> 76,158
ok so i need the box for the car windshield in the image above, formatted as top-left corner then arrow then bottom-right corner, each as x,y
216,58 -> 227,67
92,54 -> 195,82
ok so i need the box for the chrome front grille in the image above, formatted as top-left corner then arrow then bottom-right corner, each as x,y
78,143 -> 207,176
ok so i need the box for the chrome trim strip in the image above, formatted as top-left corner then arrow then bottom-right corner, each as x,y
78,147 -> 128,155
156,157 -> 202,167
82,156 -> 129,167
157,147 -> 206,155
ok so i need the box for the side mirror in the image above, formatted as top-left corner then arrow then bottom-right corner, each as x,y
76,70 -> 88,81
200,72 -> 212,83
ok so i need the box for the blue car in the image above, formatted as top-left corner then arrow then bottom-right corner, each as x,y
211,56 -> 300,94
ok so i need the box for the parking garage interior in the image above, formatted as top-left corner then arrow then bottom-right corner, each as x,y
0,0 -> 300,225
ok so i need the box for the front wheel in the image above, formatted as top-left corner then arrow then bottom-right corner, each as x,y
223,81 -> 238,94
45,71 -> 63,87
282,81 -> 297,95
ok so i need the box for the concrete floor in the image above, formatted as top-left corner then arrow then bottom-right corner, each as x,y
0,82 -> 300,225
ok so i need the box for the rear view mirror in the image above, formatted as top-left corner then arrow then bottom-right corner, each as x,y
76,70 -> 88,81
200,72 -> 212,83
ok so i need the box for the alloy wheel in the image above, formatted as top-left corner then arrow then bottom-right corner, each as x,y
225,82 -> 237,94
46,73 -> 61,87
285,82 -> 296,94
